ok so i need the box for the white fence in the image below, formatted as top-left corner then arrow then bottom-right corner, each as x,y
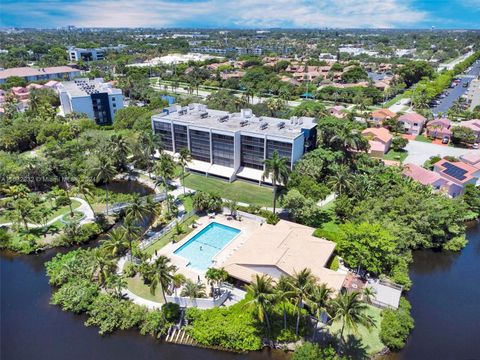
165,289 -> 230,309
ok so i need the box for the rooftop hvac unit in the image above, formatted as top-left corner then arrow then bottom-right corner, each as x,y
218,115 -> 229,122
240,120 -> 249,127
290,116 -> 297,124
200,111 -> 209,119
277,121 -> 285,129
188,103 -> 195,110
241,108 -> 253,118
298,118 -> 303,125
178,108 -> 187,115
260,122 -> 268,130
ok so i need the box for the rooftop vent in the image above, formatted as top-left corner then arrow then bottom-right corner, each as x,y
260,122 -> 268,130
200,111 -> 209,119
241,108 -> 253,119
277,121 -> 285,129
298,118 -> 303,125
240,119 -> 249,127
178,107 -> 187,115
290,116 -> 297,124
188,103 -> 195,110
218,115 -> 229,122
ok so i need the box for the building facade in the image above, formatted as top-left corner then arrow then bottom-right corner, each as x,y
151,104 -> 317,183
67,45 -> 126,62
58,78 -> 124,125
0,66 -> 80,84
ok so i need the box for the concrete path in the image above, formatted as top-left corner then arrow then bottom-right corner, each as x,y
404,140 -> 480,166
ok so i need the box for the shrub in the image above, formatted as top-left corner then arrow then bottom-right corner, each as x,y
139,310 -> 170,338
185,300 -> 262,351
328,255 -> 339,271
380,297 -> 414,350
51,280 -> 99,313
55,195 -> 71,207
162,302 -> 180,322
123,262 -> 137,278
265,211 -> 279,225
442,236 -> 468,251
45,249 -> 95,286
293,342 -> 337,360
85,294 -> 146,335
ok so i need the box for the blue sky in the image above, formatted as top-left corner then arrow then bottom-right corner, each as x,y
1,0 -> 479,29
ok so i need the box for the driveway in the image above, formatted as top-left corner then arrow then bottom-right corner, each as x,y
404,140 -> 480,166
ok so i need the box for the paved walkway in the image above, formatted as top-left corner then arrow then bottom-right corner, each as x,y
0,197 -> 95,228
404,140 -> 480,166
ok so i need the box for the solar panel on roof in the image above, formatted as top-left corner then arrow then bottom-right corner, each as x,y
442,163 -> 467,181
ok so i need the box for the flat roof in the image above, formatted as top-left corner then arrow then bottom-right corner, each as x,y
152,104 -> 316,140
59,78 -> 122,97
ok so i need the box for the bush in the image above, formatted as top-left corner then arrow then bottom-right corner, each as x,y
185,300 -> 262,351
123,262 -> 137,278
51,279 -> 99,313
265,211 -> 279,225
293,342 -> 337,360
55,195 -> 71,207
328,255 -> 339,271
162,302 -> 180,322
380,297 -> 414,350
442,236 -> 468,251
85,294 -> 146,335
45,249 -> 95,286
139,310 -> 170,338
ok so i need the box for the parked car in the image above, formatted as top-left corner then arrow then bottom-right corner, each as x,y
463,82 -> 469,88
442,136 -> 450,144
473,143 -> 479,149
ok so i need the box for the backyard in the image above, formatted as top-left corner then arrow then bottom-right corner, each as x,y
383,149 -> 408,162
183,173 -> 274,208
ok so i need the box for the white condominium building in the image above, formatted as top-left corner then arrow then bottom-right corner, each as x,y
58,78 -> 124,125
151,104 -> 317,183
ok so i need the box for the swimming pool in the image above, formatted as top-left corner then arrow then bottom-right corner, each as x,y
174,222 -> 241,271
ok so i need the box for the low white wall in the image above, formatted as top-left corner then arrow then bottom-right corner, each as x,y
165,289 -> 229,309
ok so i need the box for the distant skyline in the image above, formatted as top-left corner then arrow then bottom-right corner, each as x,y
1,0 -> 480,30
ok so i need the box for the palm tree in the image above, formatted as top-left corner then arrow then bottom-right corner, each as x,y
92,158 -> 116,215
101,227 -> 128,256
154,153 -> 175,213
110,134 -> 131,171
244,274 -> 276,339
178,148 -> 192,196
306,283 -> 333,340
362,286 -> 376,304
75,176 -> 95,214
149,255 -> 177,300
171,273 -> 186,297
91,248 -> 117,286
181,279 -> 207,298
290,268 -> 316,336
262,150 -> 290,214
275,275 -> 294,330
105,274 -> 127,299
124,194 -> 155,223
9,198 -> 35,231
327,164 -> 354,196
330,292 -> 376,342
122,217 -> 141,261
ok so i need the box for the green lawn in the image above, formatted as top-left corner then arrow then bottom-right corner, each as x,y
144,214 -> 199,256
183,173 -> 273,207
383,149 -> 408,162
126,275 -> 165,303
329,304 -> 384,356
0,199 -> 81,225
415,134 -> 432,143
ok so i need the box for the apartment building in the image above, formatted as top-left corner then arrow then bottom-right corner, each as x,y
151,104 -> 317,183
67,45 -> 126,62
58,78 -> 123,125
0,66 -> 80,84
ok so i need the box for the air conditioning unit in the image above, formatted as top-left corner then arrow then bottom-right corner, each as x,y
260,122 -> 268,130
200,111 -> 208,118
241,108 -> 253,118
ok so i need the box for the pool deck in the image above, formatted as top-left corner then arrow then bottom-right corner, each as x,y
154,213 -> 262,284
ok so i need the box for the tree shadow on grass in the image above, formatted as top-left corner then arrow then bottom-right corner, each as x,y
339,335 -> 369,360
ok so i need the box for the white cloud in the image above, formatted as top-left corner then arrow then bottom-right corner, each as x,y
2,0 -> 428,28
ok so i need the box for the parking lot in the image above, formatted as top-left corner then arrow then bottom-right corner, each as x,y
431,60 -> 480,115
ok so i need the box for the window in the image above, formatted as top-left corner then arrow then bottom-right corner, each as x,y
153,121 -> 173,151
190,129 -> 210,162
173,124 -> 188,152
266,139 -> 292,167
241,135 -> 264,170
112,97 -> 115,101
212,133 -> 234,167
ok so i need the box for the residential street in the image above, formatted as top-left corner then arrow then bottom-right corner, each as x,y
404,140 -> 480,165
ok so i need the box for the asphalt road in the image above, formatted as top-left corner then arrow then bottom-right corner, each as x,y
431,60 -> 480,115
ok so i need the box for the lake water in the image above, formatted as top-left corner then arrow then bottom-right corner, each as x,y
1,219 -> 479,359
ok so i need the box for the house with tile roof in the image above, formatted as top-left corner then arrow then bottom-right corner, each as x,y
426,118 -> 452,140
362,127 -> 393,156
370,108 -> 396,124
460,119 -> 480,143
398,112 -> 427,135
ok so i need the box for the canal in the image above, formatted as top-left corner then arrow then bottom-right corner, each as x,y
1,213 -> 479,359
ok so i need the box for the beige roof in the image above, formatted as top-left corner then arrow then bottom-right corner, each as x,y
222,220 -> 346,291
0,66 -> 79,80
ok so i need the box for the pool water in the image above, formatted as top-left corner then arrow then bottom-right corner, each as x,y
174,222 -> 241,271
